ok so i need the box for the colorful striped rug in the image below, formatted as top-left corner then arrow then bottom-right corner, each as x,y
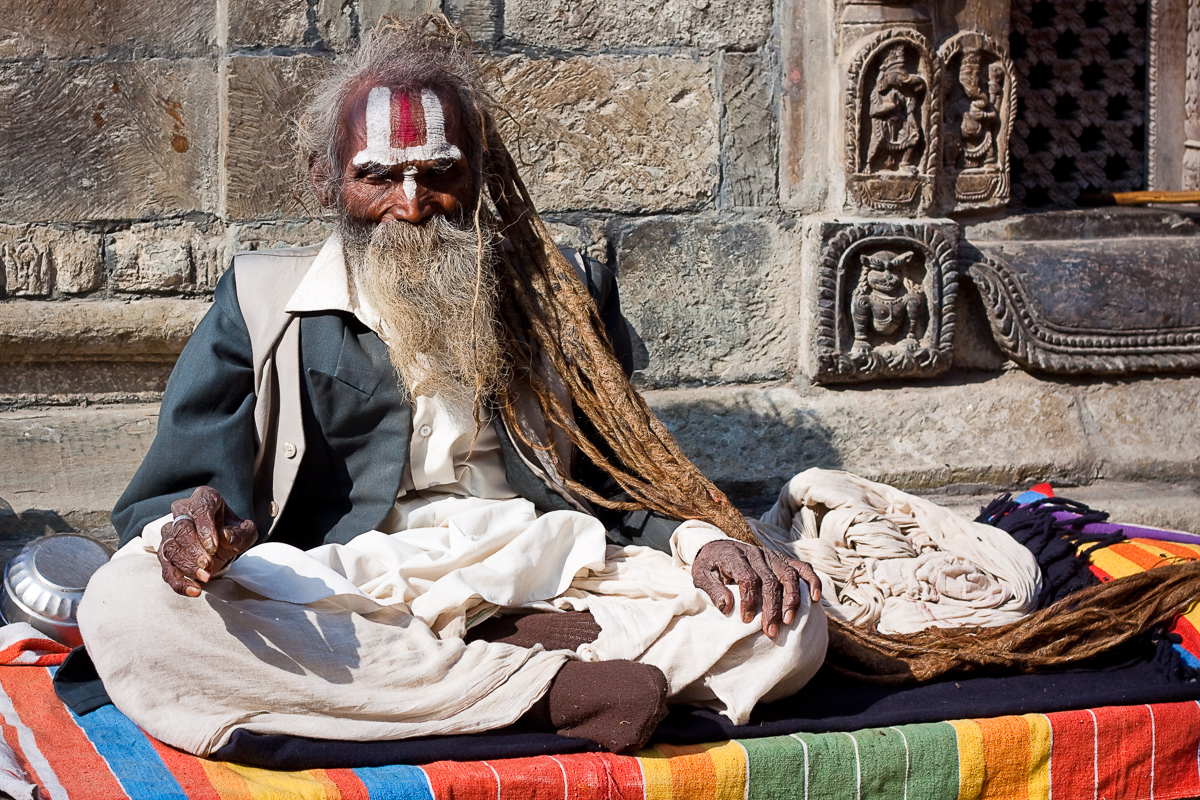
3,659 -> 1200,800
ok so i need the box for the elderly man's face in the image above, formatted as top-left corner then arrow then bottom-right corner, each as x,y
333,83 -> 476,226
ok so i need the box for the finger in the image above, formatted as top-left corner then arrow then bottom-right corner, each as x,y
213,519 -> 258,572
792,558 -> 822,603
691,565 -> 736,615
713,551 -> 761,625
190,487 -> 224,556
158,549 -> 201,597
772,555 -> 802,627
745,547 -> 783,637
161,525 -> 213,583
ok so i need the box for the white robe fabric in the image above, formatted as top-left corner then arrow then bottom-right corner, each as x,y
80,495 -> 827,757
753,468 -> 1042,633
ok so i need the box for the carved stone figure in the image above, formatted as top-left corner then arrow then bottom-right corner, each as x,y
808,221 -> 957,384
867,45 -> 927,173
845,30 -> 940,215
940,32 -> 1014,210
849,250 -> 926,361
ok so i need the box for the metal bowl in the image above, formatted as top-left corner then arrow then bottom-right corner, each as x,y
1,534 -> 113,646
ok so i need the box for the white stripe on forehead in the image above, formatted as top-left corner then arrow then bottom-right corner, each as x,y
352,86 -> 463,166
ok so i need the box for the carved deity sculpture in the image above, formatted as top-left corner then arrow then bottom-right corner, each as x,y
849,249 -> 926,359
955,49 -> 1000,169
867,44 -> 927,173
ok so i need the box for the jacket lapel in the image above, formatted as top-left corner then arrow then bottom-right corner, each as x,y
301,314 -> 410,540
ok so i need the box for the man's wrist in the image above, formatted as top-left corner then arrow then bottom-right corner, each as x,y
670,520 -> 734,566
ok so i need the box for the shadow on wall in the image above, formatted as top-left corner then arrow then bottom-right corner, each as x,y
651,395 -> 843,518
0,498 -> 117,569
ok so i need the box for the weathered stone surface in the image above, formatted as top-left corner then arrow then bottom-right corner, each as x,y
0,60 -> 218,223
0,298 -> 209,361
443,0 -> 501,45
495,55 -> 719,213
0,405 -> 159,522
223,56 -> 329,220
0,361 -> 173,407
541,215 -> 610,265
109,225 -> 191,293
0,0 -> 215,59
0,225 -> 103,297
228,0 -> 352,51
504,0 -> 771,50
229,219 -> 332,252
721,53 -> 776,209
1080,376 -> 1200,482
361,0 -> 432,31
646,372 -> 1096,508
614,215 -> 799,387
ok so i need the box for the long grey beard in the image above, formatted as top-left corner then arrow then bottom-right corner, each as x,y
341,215 -> 506,402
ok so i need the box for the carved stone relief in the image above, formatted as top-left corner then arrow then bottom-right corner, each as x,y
1184,0 -> 1200,190
965,237 -> 1200,375
845,29 -> 942,215
0,239 -> 50,297
940,32 -> 1016,210
1009,0 -> 1148,208
812,221 -> 957,384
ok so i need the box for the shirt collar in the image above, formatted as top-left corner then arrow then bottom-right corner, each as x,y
284,233 -> 382,332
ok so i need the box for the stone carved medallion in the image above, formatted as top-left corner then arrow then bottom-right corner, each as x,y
940,32 -> 1015,211
813,222 -> 957,383
965,238 -> 1200,375
845,29 -> 942,215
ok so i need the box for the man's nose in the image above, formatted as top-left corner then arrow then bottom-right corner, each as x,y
382,183 -> 432,225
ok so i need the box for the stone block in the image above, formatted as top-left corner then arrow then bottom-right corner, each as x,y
228,0 -> 352,51
108,223 -> 232,293
1080,376 -> 1200,482
0,60 -> 218,223
0,225 -> 103,297
721,53 -> 776,209
0,405 -> 159,521
613,215 -> 798,387
223,56 -> 330,220
230,219 -> 332,252
443,0 -> 501,45
503,0 -> 771,50
645,372 -> 1094,508
0,0 -> 215,59
496,55 -> 719,214
0,298 -> 209,361
541,215 -> 609,264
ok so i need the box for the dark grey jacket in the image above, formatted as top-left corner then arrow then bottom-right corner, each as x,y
112,245 -> 677,553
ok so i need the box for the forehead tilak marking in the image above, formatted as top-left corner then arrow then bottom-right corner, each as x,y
352,86 -> 463,167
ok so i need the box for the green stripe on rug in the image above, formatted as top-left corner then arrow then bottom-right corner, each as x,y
741,724 -> 961,800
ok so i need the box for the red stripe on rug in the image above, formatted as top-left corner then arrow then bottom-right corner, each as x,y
146,737 -> 223,800
325,768 -> 370,800
549,753 -> 644,800
488,756 -> 577,800
1105,542 -> 1169,571
0,695 -> 44,796
1047,708 -> 1101,799
1169,614 -> 1200,657
0,667 -> 129,800
1147,702 -> 1200,798
1093,705 -> 1154,800
422,759 -> 505,800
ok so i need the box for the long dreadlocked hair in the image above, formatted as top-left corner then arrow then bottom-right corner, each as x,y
298,14 -> 758,544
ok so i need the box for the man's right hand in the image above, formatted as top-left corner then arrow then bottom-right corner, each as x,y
160,486 -> 257,597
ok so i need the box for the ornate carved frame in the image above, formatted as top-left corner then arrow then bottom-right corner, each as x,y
844,28 -> 943,216
814,221 -> 958,383
938,31 -> 1016,211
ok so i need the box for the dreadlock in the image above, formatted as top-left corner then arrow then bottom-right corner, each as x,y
298,14 -> 758,544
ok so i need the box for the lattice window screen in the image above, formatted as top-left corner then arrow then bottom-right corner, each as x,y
1010,0 -> 1148,208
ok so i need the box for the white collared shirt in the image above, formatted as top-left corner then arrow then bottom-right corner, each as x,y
286,235 -> 520,529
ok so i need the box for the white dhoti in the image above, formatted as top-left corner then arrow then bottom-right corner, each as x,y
79,496 -> 827,757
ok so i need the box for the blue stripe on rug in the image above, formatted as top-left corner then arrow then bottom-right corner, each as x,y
352,764 -> 435,800
68,704 -> 188,799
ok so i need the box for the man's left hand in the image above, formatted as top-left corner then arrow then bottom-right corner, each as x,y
691,540 -> 822,638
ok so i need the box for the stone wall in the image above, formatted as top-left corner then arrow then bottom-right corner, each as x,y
2,0 -> 1200,541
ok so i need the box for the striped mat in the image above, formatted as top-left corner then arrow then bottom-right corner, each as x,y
2,534 -> 1196,800
4,660 -> 1200,800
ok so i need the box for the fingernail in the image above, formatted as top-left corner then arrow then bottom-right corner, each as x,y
717,598 -> 727,613
185,586 -> 201,598
196,569 -> 211,583
768,624 -> 778,638
784,610 -> 795,625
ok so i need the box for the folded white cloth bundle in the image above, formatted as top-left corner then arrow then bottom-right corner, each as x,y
753,468 -> 1042,634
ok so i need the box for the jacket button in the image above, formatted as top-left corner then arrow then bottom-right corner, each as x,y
418,425 -> 433,437
270,501 -> 279,517
283,441 -> 297,458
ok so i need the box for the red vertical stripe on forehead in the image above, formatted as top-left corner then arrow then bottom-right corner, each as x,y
390,92 -> 427,149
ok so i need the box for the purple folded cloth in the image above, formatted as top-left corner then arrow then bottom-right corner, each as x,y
1051,511 -> 1200,546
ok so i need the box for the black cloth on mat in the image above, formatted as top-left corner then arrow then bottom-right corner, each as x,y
211,647 -> 1200,769
52,647 -> 111,716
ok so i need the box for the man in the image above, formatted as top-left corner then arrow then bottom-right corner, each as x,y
79,16 -> 826,758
